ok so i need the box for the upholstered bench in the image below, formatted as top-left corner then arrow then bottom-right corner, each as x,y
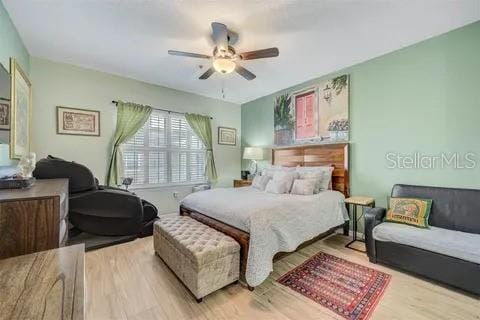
154,215 -> 240,302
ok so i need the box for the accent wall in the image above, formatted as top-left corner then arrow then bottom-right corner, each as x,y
242,21 -> 480,209
0,1 -> 30,167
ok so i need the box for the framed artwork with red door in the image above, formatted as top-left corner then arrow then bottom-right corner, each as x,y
273,74 -> 349,146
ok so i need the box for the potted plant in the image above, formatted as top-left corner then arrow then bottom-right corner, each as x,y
274,94 -> 294,145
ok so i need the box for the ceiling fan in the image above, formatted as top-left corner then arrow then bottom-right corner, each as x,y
168,22 -> 279,81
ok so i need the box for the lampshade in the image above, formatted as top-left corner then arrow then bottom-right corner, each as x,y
243,147 -> 264,160
213,58 -> 236,74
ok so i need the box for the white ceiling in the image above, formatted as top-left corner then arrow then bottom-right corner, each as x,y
3,0 -> 480,104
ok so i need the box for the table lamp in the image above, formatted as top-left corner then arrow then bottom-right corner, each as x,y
243,147 -> 264,176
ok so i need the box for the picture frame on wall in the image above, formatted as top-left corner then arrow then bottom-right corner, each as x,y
10,58 -> 32,159
57,106 -> 101,136
218,126 -> 236,145
0,100 -> 10,130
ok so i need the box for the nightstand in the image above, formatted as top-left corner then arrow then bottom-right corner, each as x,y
233,179 -> 252,188
344,196 -> 375,253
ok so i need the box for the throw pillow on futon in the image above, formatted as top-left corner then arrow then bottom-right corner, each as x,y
385,197 -> 432,228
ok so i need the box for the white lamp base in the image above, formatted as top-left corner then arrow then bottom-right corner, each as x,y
248,160 -> 258,175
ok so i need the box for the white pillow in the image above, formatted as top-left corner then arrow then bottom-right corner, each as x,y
296,171 -> 323,193
251,175 -> 271,191
291,179 -> 316,195
265,179 -> 292,194
272,170 -> 297,191
296,166 -> 334,192
262,165 -> 296,178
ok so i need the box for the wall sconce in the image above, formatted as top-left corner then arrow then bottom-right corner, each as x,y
323,84 -> 332,103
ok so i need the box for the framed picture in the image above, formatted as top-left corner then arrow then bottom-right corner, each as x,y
0,100 -> 10,130
218,126 -> 236,145
57,106 -> 100,136
10,58 -> 32,159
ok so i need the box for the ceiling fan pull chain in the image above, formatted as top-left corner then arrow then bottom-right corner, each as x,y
221,80 -> 226,99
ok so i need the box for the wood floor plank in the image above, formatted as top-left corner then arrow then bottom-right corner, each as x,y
86,234 -> 480,320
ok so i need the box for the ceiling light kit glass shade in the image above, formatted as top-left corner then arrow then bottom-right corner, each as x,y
213,58 -> 236,74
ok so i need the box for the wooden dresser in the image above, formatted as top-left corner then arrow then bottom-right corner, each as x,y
0,244 -> 85,320
0,179 -> 69,259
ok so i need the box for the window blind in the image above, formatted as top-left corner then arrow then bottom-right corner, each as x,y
122,110 -> 206,187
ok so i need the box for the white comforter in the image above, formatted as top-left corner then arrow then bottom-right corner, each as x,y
180,187 -> 348,286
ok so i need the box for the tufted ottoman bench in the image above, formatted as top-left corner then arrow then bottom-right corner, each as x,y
153,215 -> 240,302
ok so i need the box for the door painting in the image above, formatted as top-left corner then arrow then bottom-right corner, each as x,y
273,74 -> 349,146
295,92 -> 316,139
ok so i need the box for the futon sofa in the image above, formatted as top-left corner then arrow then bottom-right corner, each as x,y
365,184 -> 480,295
33,155 -> 158,237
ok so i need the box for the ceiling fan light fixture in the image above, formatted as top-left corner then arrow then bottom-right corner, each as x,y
213,58 -> 236,74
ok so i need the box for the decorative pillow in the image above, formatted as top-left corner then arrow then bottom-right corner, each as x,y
272,170 -> 297,192
251,175 -> 271,191
385,198 -> 432,228
265,179 -> 292,194
262,165 -> 296,178
291,179 -> 316,195
296,166 -> 334,193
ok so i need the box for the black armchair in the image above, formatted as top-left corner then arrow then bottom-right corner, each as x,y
33,155 -> 158,237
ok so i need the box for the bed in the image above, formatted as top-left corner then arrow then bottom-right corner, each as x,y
180,143 -> 350,288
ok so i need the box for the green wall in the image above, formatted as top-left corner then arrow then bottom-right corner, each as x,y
0,2 -> 29,74
0,2 -> 30,167
242,21 -> 480,208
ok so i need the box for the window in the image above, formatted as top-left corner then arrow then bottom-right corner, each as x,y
122,110 -> 206,187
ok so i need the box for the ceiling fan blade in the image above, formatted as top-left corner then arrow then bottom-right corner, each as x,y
211,22 -> 229,53
199,67 -> 216,80
239,47 -> 279,60
168,50 -> 211,59
235,65 -> 256,81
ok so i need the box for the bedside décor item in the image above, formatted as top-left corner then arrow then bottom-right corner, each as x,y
10,58 -> 32,159
233,179 -> 252,188
18,152 -> 36,178
278,251 -> 391,320
241,170 -> 249,180
154,216 -> 240,303
345,196 -> 375,252
218,126 -> 236,145
0,100 -> 10,130
385,197 -> 432,228
57,106 -> 101,136
243,147 -> 263,175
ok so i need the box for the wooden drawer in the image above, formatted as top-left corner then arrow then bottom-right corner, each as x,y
0,179 -> 69,259
233,179 -> 252,188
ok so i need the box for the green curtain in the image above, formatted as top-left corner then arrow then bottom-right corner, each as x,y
106,101 -> 152,186
185,113 -> 218,182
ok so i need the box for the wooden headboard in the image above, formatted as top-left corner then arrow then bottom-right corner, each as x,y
272,143 -> 349,197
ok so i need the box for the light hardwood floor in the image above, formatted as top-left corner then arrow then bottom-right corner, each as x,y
85,234 -> 480,320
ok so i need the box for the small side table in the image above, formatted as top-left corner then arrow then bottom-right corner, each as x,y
344,196 -> 375,252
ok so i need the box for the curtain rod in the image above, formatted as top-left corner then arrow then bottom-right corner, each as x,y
111,100 -> 213,119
